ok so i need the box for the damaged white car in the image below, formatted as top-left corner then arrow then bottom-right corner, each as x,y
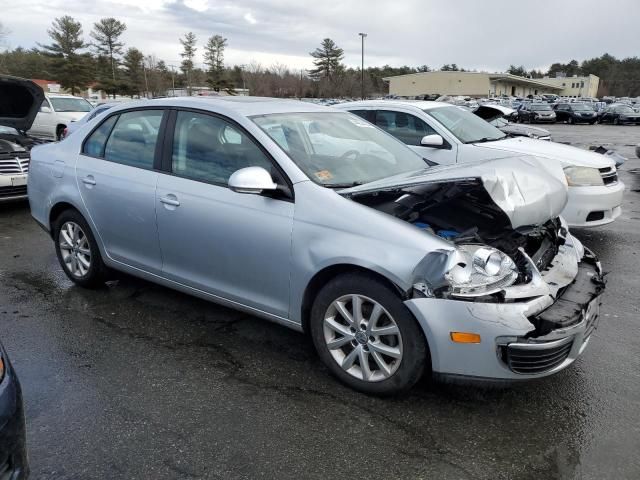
28,98 -> 604,394
336,100 -> 625,228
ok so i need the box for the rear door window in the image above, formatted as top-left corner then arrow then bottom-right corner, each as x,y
82,115 -> 118,158
103,110 -> 164,169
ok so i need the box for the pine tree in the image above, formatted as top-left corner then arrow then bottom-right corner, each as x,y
179,32 -> 197,95
39,16 -> 92,95
309,38 -> 344,81
122,47 -> 145,97
90,17 -> 127,95
204,35 -> 233,93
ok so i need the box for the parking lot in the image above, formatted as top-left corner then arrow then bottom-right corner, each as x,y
0,123 -> 639,479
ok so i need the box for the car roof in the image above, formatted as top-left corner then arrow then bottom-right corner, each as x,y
103,96 -> 334,117
334,100 -> 452,112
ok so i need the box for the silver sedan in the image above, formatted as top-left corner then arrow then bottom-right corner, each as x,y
28,97 -> 604,394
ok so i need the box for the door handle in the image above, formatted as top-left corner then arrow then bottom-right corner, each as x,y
82,175 -> 96,186
160,195 -> 180,207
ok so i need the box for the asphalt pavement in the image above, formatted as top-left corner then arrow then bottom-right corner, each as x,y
1,124 -> 639,479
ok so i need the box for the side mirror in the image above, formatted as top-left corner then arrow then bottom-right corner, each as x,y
420,134 -> 444,147
40,106 -> 52,113
228,166 -> 278,195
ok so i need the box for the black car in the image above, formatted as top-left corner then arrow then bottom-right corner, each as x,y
553,103 -> 598,124
598,104 -> 640,125
516,102 -> 557,123
0,340 -> 28,479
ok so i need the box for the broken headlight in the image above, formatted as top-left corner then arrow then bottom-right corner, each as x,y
444,245 -> 518,297
564,166 -> 604,186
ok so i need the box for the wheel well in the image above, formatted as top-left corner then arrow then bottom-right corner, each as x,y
56,124 -> 66,133
300,264 -> 404,335
49,202 -> 79,235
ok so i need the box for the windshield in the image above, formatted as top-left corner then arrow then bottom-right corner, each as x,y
571,104 -> 593,111
616,106 -> 633,113
49,97 -> 93,113
425,106 -> 506,144
251,112 -> 428,187
531,104 -> 552,111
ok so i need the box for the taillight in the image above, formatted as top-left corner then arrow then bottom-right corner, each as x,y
63,128 -> 68,138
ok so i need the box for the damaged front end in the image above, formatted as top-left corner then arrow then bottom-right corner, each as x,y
342,156 -> 605,381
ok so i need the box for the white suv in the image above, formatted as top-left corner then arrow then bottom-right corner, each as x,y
29,94 -> 93,140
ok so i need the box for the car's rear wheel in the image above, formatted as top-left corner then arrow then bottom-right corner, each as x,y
310,272 -> 428,395
613,117 -> 619,125
53,210 -> 109,288
568,116 -> 574,124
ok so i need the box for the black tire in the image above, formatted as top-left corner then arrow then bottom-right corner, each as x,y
613,117 -> 619,125
55,125 -> 66,141
53,209 -> 109,288
568,116 -> 574,124
590,121 -> 596,125
309,272 -> 428,395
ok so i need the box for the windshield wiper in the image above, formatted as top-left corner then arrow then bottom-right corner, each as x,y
465,137 -> 502,144
324,181 -> 365,188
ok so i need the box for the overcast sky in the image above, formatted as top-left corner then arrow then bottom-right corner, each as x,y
3,0 -> 640,73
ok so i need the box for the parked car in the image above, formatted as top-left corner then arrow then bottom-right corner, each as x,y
1,75 -> 45,203
63,102 -> 118,138
553,103 -> 598,124
598,104 -> 640,125
473,104 -> 552,140
28,97 -> 605,394
29,94 -> 93,140
335,100 -> 624,227
0,339 -> 29,479
516,102 -> 557,123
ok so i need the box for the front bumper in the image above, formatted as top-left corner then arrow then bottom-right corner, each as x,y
0,346 -> 28,480
405,239 -> 604,382
562,181 -> 625,227
532,116 -> 556,123
0,174 -> 28,203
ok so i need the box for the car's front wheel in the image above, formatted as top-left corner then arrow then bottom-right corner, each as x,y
53,209 -> 109,288
310,272 -> 428,395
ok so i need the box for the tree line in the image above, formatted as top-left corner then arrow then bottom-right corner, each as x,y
1,17 -> 640,98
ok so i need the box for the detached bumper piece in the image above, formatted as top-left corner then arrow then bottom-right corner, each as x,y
502,337 -> 573,374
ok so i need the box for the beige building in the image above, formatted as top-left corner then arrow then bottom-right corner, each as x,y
383,71 -> 599,98
540,74 -> 599,98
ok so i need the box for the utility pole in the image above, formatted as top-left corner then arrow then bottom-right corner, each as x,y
359,32 -> 367,100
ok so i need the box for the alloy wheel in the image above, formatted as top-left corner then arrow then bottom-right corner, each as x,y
323,294 -> 403,382
59,221 -> 92,278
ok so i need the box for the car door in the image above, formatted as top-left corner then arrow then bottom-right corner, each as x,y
372,109 -> 457,165
554,104 -> 566,122
30,99 -> 54,138
76,108 -> 165,274
155,109 -> 294,318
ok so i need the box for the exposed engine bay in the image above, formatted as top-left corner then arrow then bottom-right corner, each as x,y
350,179 -> 565,284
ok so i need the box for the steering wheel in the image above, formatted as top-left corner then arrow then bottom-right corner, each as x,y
339,149 -> 360,161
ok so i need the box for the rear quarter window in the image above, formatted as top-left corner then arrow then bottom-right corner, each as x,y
82,115 -> 118,158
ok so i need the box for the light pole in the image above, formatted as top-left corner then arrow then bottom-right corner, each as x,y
359,32 -> 367,100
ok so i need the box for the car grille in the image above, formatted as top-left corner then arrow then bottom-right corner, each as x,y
599,166 -> 617,186
0,152 -> 30,175
0,185 -> 27,199
502,337 -> 574,374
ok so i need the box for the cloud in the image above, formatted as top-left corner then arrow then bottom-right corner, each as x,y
2,0 -> 640,72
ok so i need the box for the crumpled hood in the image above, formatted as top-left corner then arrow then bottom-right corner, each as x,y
340,156 -> 568,229
0,75 -> 45,131
473,136 -> 615,168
